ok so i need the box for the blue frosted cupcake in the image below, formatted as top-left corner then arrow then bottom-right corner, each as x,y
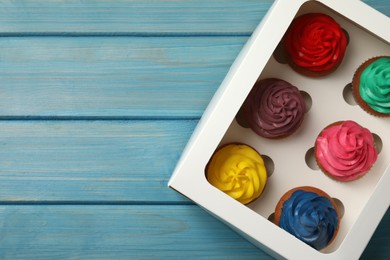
274,186 -> 340,250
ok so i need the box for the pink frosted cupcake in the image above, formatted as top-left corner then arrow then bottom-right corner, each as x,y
314,120 -> 378,181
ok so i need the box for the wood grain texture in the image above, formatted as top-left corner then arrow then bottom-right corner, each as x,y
0,205 -> 387,259
0,0 -> 271,34
0,120 -> 196,202
0,0 -> 388,34
0,37 -> 245,118
0,205 -> 271,259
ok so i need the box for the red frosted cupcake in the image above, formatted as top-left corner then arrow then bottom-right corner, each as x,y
283,13 -> 348,77
314,120 -> 378,181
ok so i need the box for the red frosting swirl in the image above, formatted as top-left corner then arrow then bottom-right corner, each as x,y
315,121 -> 378,181
284,13 -> 347,73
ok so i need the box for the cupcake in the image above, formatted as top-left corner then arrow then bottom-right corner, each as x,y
206,144 -> 267,204
352,56 -> 390,117
283,13 -> 348,77
274,186 -> 340,251
315,120 -> 378,181
241,78 -> 305,139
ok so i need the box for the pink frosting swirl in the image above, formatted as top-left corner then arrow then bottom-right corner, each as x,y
315,121 -> 378,181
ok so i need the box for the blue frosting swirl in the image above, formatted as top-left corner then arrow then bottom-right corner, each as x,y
279,190 -> 339,250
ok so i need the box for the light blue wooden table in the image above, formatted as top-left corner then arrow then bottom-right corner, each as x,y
0,0 -> 388,259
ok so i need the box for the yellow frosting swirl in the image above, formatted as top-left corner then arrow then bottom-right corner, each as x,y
206,144 -> 267,204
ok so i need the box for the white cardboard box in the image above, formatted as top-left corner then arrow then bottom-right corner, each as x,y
168,0 -> 390,259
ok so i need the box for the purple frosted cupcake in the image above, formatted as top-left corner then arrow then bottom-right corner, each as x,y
242,78 -> 306,138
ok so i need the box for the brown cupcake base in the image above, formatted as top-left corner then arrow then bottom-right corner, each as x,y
286,57 -> 343,78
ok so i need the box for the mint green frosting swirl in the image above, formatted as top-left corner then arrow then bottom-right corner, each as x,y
359,57 -> 390,114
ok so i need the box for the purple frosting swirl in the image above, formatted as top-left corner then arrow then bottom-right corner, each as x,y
243,78 -> 305,138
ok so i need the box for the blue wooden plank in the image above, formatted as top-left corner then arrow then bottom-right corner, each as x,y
0,0 -> 271,35
361,206 -> 390,259
0,120 -> 196,202
0,0 -> 387,35
0,37 -> 245,118
0,205 -> 387,259
0,205 -> 271,259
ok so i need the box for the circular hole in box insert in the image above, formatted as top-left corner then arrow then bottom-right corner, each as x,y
342,83 -> 357,106
273,40 -> 287,64
235,107 -> 250,128
268,212 -> 275,222
373,133 -> 383,154
332,198 -> 345,219
305,147 -> 319,170
342,28 -> 350,46
262,154 -> 275,177
300,90 -> 312,113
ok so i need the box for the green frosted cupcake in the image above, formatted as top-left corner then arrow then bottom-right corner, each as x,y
352,56 -> 390,117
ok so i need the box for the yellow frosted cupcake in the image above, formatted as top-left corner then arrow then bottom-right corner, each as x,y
206,144 -> 267,204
